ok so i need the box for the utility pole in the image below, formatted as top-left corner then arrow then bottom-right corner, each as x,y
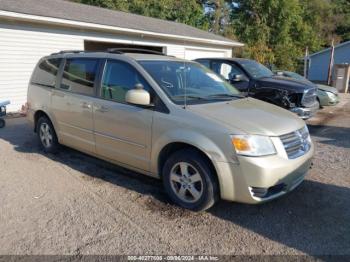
327,38 -> 335,86
304,46 -> 309,78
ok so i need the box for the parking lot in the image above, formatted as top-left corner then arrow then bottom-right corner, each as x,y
0,95 -> 349,256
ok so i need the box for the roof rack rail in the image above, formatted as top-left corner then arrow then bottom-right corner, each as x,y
51,50 -> 85,55
106,48 -> 123,54
107,48 -> 166,56
50,48 -> 168,56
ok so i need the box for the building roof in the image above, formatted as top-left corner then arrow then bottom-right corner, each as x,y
309,40 -> 350,58
0,0 -> 243,47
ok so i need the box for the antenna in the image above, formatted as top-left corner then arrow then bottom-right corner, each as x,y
183,39 -> 187,109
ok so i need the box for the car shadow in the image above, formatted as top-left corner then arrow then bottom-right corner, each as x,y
1,118 -> 349,255
209,179 -> 350,255
0,118 -> 168,202
308,124 -> 350,149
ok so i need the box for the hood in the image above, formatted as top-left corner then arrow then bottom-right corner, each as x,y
256,76 -> 316,93
189,98 -> 305,136
317,84 -> 338,94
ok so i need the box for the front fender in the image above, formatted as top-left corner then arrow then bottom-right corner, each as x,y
255,86 -> 295,108
150,129 -> 230,176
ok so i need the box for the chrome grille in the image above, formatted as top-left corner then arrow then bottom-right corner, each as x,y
302,88 -> 317,107
280,127 -> 311,159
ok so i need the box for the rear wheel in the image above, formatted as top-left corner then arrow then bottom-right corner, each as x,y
37,116 -> 59,153
162,149 -> 219,211
0,119 -> 5,128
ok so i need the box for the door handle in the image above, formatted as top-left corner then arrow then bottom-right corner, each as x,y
53,92 -> 65,98
81,102 -> 92,109
60,83 -> 70,90
95,105 -> 109,113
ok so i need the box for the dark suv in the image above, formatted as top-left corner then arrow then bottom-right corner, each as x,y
195,58 -> 318,119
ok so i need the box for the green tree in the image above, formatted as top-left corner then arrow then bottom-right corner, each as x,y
232,0 -> 328,70
128,0 -> 207,29
300,0 -> 339,44
72,0 -> 208,29
332,0 -> 350,41
71,0 -> 129,11
71,0 -> 349,69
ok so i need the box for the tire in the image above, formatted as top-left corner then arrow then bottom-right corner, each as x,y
316,98 -> 322,109
0,119 -> 5,128
37,116 -> 59,154
162,149 -> 219,211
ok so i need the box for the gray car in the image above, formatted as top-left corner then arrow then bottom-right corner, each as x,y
27,49 -> 314,211
276,71 -> 340,107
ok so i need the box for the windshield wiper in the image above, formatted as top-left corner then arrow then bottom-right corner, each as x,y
206,94 -> 244,99
257,75 -> 274,79
173,95 -> 207,100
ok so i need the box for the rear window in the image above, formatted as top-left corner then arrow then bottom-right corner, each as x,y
61,58 -> 99,96
31,58 -> 62,88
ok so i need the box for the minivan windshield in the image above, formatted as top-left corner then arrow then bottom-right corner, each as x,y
239,60 -> 274,79
139,61 -> 242,105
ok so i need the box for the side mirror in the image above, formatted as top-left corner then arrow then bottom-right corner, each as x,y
229,74 -> 247,82
125,84 -> 151,106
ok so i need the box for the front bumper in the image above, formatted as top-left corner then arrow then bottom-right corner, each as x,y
215,141 -> 314,204
26,109 -> 35,130
289,104 -> 318,120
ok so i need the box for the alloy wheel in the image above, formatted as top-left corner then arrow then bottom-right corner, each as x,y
39,123 -> 53,148
169,162 -> 204,203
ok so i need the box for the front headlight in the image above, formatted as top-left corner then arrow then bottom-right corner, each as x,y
231,135 -> 276,157
326,91 -> 337,101
301,125 -> 312,144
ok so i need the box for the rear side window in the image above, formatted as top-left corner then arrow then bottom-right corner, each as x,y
31,58 -> 61,88
101,60 -> 151,103
61,58 -> 99,96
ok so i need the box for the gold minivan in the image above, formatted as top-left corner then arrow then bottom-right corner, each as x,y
27,49 -> 314,211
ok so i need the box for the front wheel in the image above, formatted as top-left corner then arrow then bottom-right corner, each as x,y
0,119 -> 5,128
316,98 -> 321,109
162,149 -> 219,211
37,116 -> 59,153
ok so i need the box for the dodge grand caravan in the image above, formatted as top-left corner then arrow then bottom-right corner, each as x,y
27,49 -> 314,211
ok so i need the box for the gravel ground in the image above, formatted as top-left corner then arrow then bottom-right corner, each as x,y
0,95 -> 349,256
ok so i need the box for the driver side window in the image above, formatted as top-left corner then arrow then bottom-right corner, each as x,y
101,60 -> 151,103
212,61 -> 245,80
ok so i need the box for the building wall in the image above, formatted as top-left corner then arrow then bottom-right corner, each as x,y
0,21 -> 232,112
309,44 -> 350,82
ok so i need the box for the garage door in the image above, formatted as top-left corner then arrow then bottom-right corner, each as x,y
184,48 -> 227,60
